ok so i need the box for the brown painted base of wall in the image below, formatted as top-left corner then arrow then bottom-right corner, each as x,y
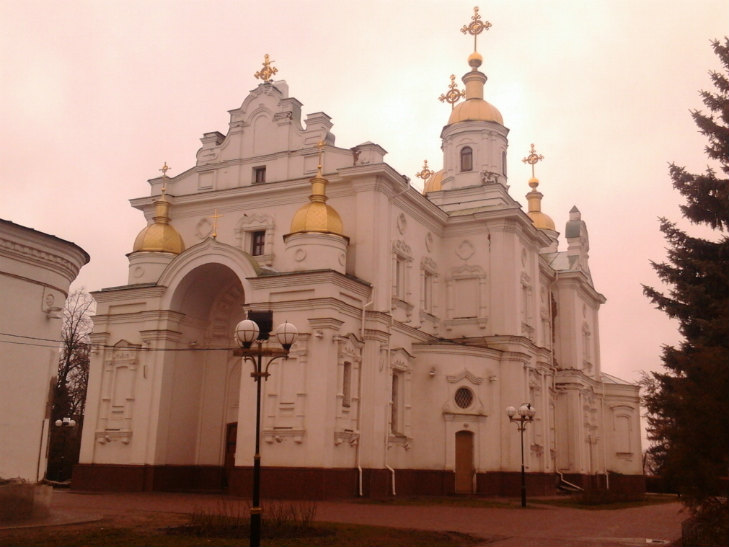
73,464 -> 645,499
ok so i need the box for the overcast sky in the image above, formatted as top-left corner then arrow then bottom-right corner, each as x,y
1,0 -> 726,388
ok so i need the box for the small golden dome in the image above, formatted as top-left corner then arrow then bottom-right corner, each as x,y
289,142 -> 345,237
528,210 -> 556,231
289,174 -> 344,235
290,200 -> 344,234
423,170 -> 444,193
133,222 -> 186,254
525,176 -> 555,231
132,197 -> 185,254
448,98 -> 503,125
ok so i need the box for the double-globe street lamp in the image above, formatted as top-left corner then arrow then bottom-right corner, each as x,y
234,317 -> 298,547
506,403 -> 536,508
53,417 -> 77,482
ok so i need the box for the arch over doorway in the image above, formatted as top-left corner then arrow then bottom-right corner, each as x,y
157,258 -> 247,483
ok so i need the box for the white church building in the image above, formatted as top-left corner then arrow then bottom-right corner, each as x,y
75,12 -> 643,498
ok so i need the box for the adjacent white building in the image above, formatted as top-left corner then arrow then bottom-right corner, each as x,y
0,219 -> 89,482
75,24 -> 643,497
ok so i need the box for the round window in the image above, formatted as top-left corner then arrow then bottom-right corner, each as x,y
454,387 -> 473,409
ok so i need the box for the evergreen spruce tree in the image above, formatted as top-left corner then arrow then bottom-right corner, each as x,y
642,38 -> 729,543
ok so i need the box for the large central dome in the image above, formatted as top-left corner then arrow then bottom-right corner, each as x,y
447,52 -> 503,125
448,98 -> 503,125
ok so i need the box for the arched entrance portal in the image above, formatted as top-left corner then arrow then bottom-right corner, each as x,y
455,430 -> 474,494
162,262 -> 246,490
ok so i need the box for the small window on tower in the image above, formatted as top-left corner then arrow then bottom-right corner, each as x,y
253,166 -> 266,183
251,231 -> 266,256
460,147 -> 473,172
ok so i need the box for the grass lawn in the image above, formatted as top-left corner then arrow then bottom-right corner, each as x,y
533,493 -> 680,510
355,493 -> 680,510
0,513 -> 485,547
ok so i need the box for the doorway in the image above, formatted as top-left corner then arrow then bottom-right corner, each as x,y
455,430 -> 474,494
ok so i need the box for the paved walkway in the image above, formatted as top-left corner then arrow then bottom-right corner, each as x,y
6,490 -> 686,547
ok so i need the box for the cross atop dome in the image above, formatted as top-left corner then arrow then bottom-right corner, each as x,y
415,160 -> 434,182
316,140 -> 325,176
460,6 -> 492,52
159,162 -> 170,195
254,54 -> 278,83
439,75 -> 465,110
522,144 -> 545,181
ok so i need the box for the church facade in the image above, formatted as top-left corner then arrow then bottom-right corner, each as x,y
75,15 -> 643,497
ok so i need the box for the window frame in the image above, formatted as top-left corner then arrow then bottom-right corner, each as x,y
460,146 -> 473,172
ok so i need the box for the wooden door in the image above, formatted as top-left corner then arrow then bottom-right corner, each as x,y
455,430 -> 474,494
223,422 -> 237,489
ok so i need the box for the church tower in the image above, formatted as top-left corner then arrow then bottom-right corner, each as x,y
425,7 -> 512,212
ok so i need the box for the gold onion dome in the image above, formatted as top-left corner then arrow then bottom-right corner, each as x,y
448,50 -> 503,125
133,166 -> 185,254
423,170 -> 444,193
289,144 -> 344,236
522,145 -> 555,231
526,178 -> 556,231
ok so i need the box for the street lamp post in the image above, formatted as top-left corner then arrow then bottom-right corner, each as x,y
234,318 -> 298,547
53,417 -> 77,482
506,403 -> 536,508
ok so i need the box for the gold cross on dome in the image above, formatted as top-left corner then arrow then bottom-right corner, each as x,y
460,6 -> 492,52
159,162 -> 170,195
210,209 -> 222,239
439,75 -> 465,110
522,144 -> 545,178
254,54 -> 278,83
316,140 -> 325,174
415,160 -> 434,182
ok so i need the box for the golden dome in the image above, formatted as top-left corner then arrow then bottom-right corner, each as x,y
448,98 -> 503,125
528,210 -> 556,231
423,169 -> 444,193
132,197 -> 185,254
526,177 -> 555,231
447,47 -> 503,126
289,174 -> 344,235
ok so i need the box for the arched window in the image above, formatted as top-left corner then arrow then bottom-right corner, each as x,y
502,150 -> 507,176
460,146 -> 473,172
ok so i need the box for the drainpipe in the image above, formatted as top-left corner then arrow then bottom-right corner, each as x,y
384,423 -> 396,496
601,381 -> 610,489
356,297 -> 372,496
547,277 -> 560,481
384,345 -> 396,496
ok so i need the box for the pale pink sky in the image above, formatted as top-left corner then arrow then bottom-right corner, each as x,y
1,0 -> 727,388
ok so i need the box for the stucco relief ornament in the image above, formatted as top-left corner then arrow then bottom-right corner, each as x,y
425,232 -> 433,252
254,54 -> 278,83
481,170 -> 499,185
456,240 -> 475,261
195,218 -> 213,239
397,213 -> 407,235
